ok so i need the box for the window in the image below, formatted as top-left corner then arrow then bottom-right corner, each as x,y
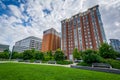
89,42 -> 92,45
89,38 -> 91,41
86,46 -> 88,48
73,18 -> 76,26
84,29 -> 86,32
90,45 -> 93,48
88,32 -> 90,35
77,18 -> 80,23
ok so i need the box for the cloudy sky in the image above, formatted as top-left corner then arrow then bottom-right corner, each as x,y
0,0 -> 120,50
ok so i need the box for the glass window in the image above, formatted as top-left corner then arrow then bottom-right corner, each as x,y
77,18 -> 80,23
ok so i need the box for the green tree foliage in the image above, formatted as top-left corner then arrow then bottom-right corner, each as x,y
23,49 -> 45,60
54,49 -> 64,61
11,52 -> 23,59
99,43 -> 118,59
17,53 -> 23,59
23,50 -> 34,60
0,49 -> 9,59
47,50 -> 53,60
11,52 -> 19,59
35,51 -> 44,60
44,50 -> 53,61
0,52 -> 4,58
82,49 -> 102,64
73,48 -> 81,60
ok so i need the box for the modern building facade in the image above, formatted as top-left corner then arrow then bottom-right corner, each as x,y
42,28 -> 61,52
0,44 -> 9,52
110,39 -> 120,53
13,36 -> 42,53
61,5 -> 106,59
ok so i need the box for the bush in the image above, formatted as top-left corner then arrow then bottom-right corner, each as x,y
30,59 -> 35,63
57,61 -> 73,65
41,61 -> 48,63
105,59 -> 120,69
99,43 -> 118,59
73,48 -> 81,60
82,49 -> 103,64
0,51 -> 9,59
11,52 -> 19,59
23,50 -> 34,60
35,51 -> 44,60
77,62 -> 91,66
54,49 -> 65,61
83,53 -> 102,64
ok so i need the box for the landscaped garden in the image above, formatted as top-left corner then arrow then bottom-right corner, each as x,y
0,63 -> 120,80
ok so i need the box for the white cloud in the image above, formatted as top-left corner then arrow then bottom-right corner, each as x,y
0,0 -> 120,50
8,5 -> 23,18
115,22 -> 120,27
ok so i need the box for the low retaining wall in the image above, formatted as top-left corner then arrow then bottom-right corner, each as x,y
71,65 -> 120,74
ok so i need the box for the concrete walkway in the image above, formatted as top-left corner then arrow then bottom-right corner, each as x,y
0,61 -> 73,68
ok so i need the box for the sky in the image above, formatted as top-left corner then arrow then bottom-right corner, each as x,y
0,0 -> 120,50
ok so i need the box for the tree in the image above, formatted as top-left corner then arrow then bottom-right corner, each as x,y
11,52 -> 19,59
82,49 -> 102,64
99,43 -> 117,59
73,48 -> 81,60
47,50 -> 53,60
3,49 -> 9,59
23,50 -> 34,60
54,49 -> 64,61
18,53 -> 23,59
11,52 -> 23,59
0,52 -> 4,58
35,51 -> 44,60
44,50 -> 53,61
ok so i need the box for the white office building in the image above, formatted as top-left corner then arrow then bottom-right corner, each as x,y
13,36 -> 42,53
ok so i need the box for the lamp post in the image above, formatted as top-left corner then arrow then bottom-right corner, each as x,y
9,51 -> 12,61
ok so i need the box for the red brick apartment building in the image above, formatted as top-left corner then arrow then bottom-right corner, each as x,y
61,5 -> 107,59
42,28 -> 61,52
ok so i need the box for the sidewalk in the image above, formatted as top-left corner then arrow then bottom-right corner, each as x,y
0,61 -> 72,68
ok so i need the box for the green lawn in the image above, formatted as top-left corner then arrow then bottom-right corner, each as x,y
0,63 -> 120,80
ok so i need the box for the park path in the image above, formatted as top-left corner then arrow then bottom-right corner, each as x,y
0,61 -> 77,68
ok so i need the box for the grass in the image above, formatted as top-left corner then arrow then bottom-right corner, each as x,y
0,63 -> 120,80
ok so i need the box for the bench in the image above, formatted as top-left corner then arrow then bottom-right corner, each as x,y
92,63 -> 112,69
34,60 -> 41,63
74,60 -> 83,63
17,59 -> 24,62
48,61 -> 56,64
24,60 -> 30,62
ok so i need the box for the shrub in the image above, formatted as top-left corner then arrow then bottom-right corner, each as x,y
23,50 -> 34,60
105,59 -> 120,69
41,61 -> 48,63
44,51 -> 53,61
11,52 -> 19,59
30,59 -> 35,63
73,48 -> 81,60
0,50 -> 9,59
83,53 -> 102,64
82,49 -> 103,64
99,43 -> 118,59
54,49 -> 65,61
77,62 -> 91,66
57,61 -> 73,65
35,51 -> 44,60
